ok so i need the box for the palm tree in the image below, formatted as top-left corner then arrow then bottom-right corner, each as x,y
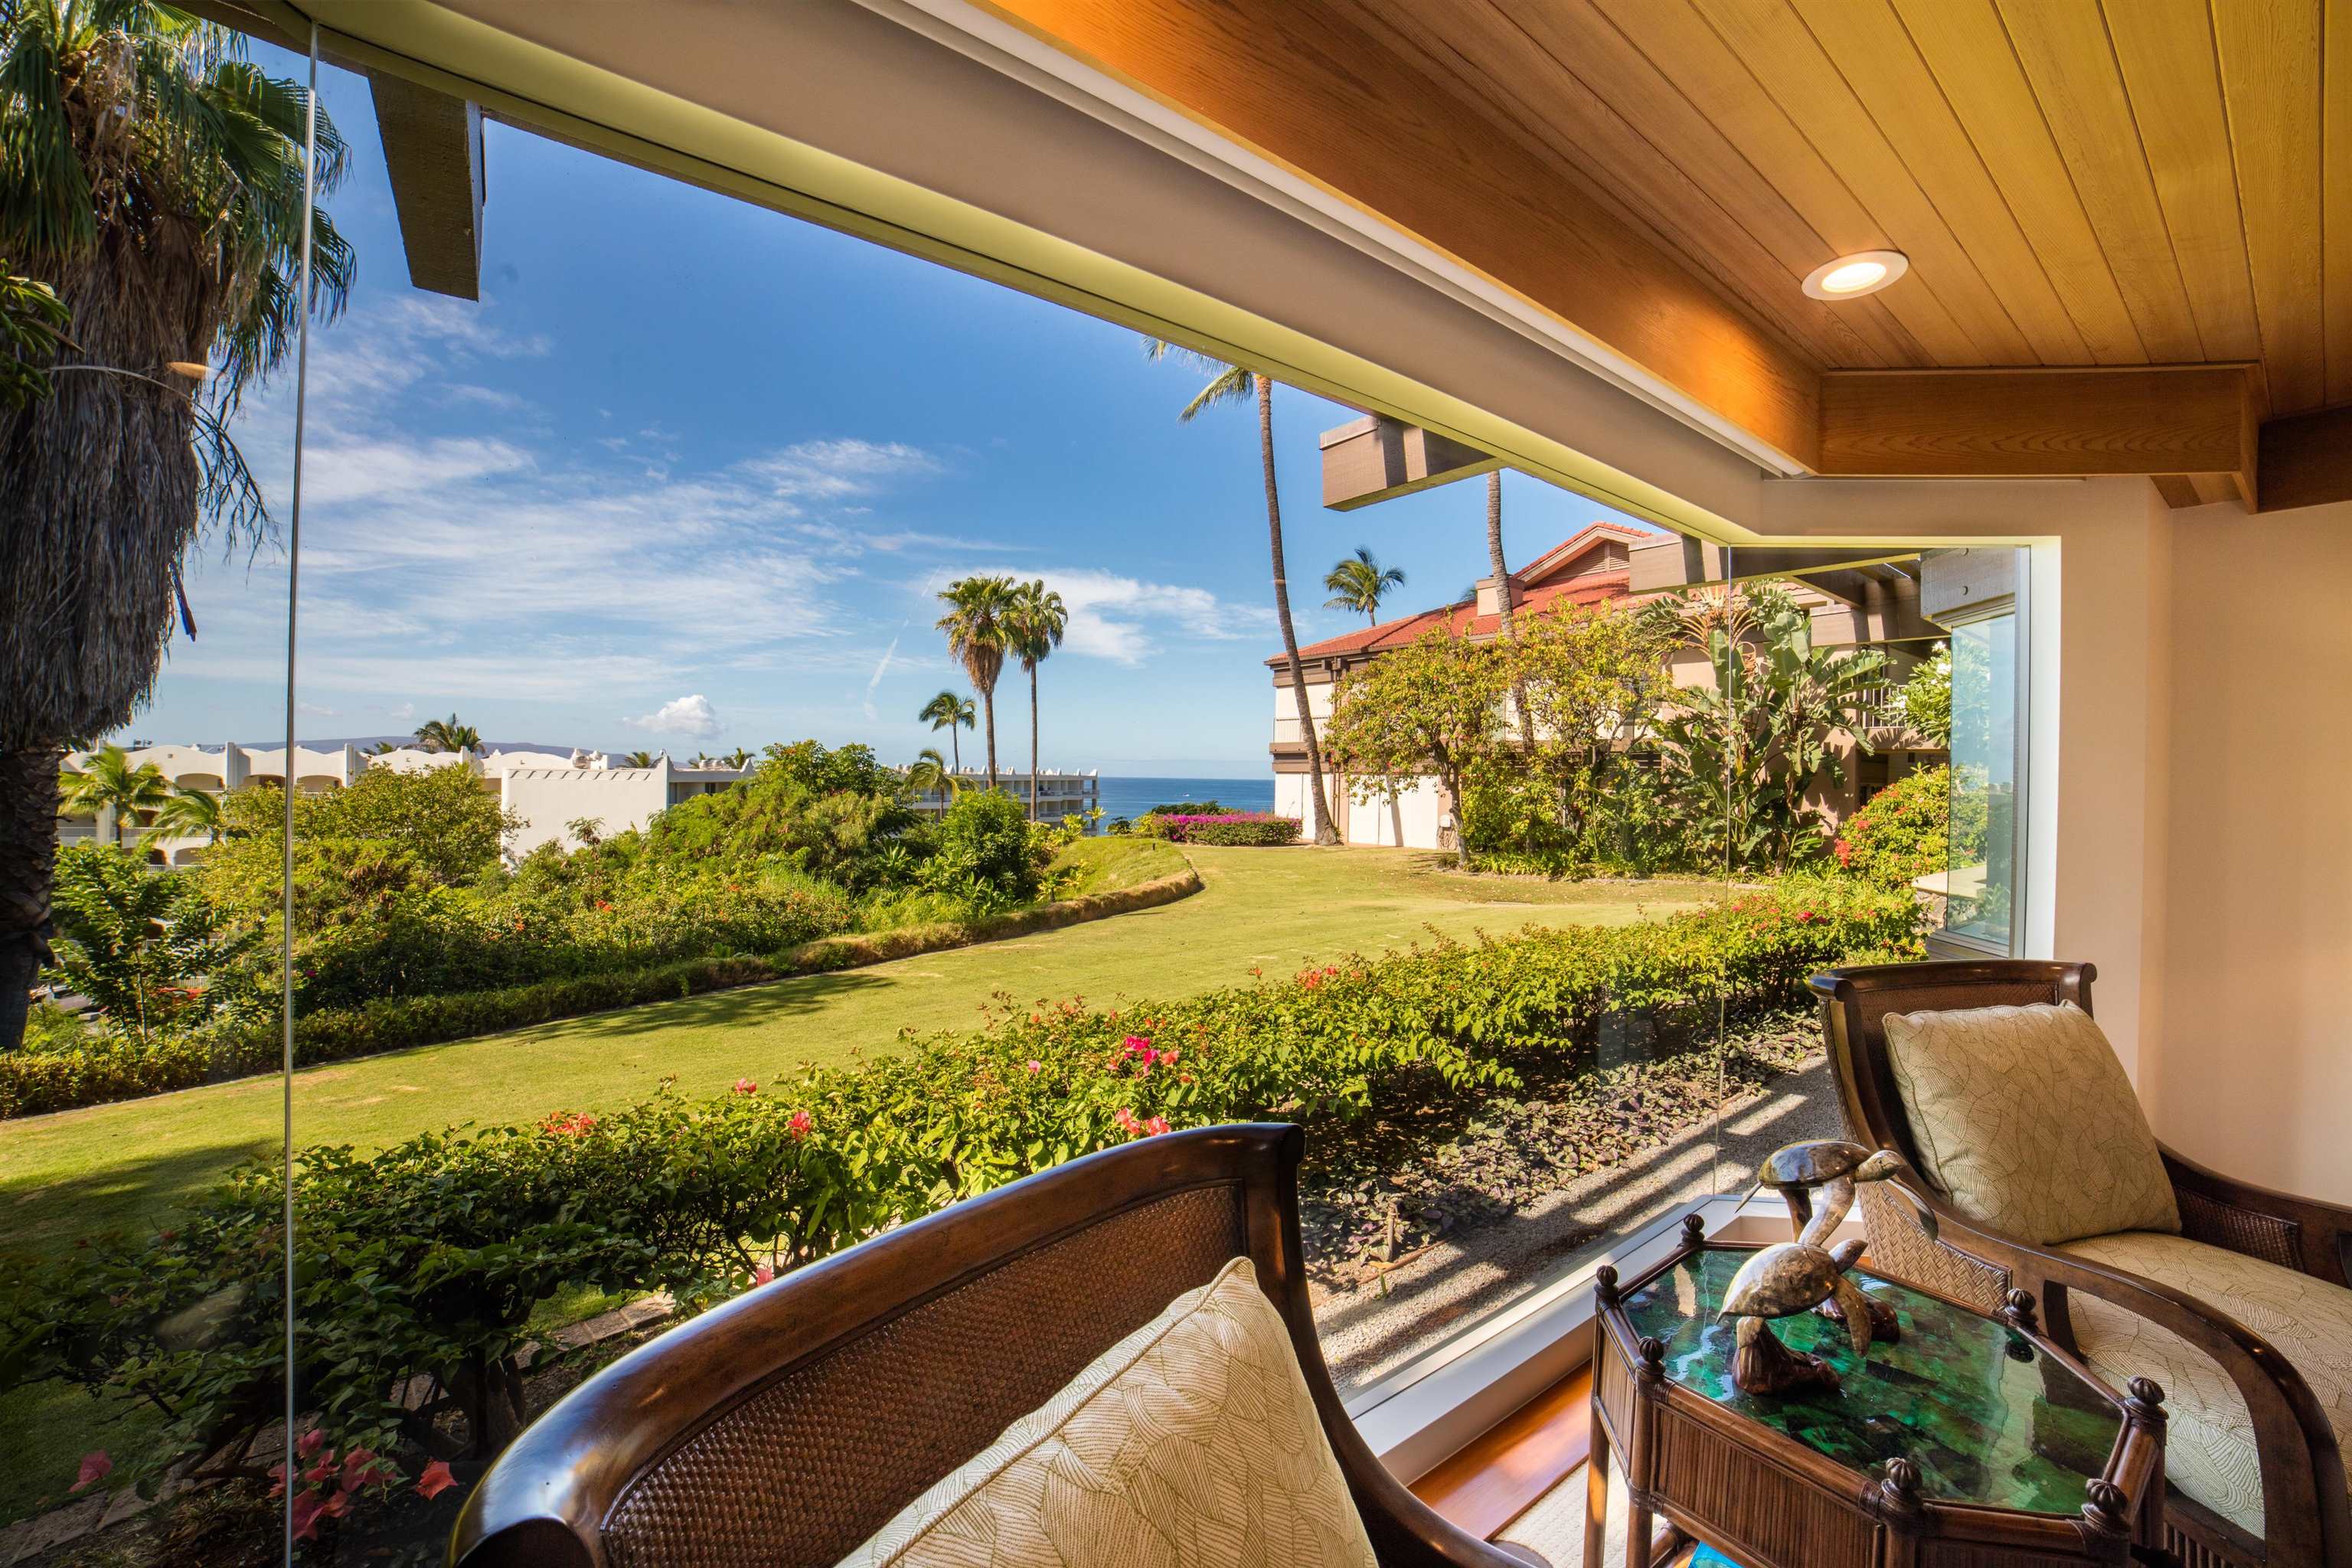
1146,340 -> 1338,844
722,746 -> 753,769
57,744 -> 169,849
150,780 -> 224,846
935,576 -> 1017,791
1003,580 -> 1069,821
0,2 -> 354,1050
904,746 -> 959,800
1324,547 -> 1406,625
917,689 -> 975,776
1485,471 -> 1537,751
622,750 -> 658,769
413,713 -> 480,753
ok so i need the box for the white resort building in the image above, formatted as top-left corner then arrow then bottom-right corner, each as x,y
59,743 -> 750,864
60,746 -> 1105,865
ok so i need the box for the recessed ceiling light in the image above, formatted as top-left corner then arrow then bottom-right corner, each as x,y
1803,250 -> 1909,301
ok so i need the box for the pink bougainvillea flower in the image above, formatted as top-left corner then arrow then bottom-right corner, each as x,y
733,1078 -> 758,1095
1113,1107 -> 1144,1136
70,1452 -> 112,1493
296,1427 -> 328,1459
269,1461 -> 289,1499
1144,1116 -> 1172,1137
787,1109 -> 813,1141
290,1490 -> 329,1542
339,1449 -> 388,1492
416,1459 -> 458,1501
753,1261 -> 776,1285
1024,1058 -> 1042,1074
305,1453 -> 338,1485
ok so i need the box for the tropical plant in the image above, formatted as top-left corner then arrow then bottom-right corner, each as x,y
621,750 -> 657,768
413,714 -> 481,753
903,746 -> 957,799
1147,339 -> 1338,844
935,576 -> 1016,791
1322,627 -> 1507,869
150,779 -> 224,845
1322,546 -> 1405,624
57,743 -> 170,848
722,746 -> 753,769
916,690 -> 975,776
0,262 -> 67,409
1834,764 -> 1952,889
0,0 -> 354,1051
1899,645 -> 1952,746
920,787 -> 1047,911
1004,578 -> 1069,821
44,844 -> 254,1046
1649,583 -> 1890,873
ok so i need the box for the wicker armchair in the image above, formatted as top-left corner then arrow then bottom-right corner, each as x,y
449,1123 -> 1529,1568
1811,959 -> 2352,1568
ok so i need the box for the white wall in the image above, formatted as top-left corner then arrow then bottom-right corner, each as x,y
501,766 -> 672,858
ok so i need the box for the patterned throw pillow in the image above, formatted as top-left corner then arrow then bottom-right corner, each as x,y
1883,1001 -> 2179,1246
837,1256 -> 1379,1568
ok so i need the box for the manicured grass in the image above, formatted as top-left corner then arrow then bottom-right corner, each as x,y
0,845 -> 1714,1524
1050,833 -> 1189,896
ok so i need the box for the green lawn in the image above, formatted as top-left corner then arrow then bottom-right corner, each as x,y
1,847 -> 1712,1266
0,845 -> 1716,1524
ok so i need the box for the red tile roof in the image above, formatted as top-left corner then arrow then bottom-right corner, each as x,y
1270,523 -> 1649,666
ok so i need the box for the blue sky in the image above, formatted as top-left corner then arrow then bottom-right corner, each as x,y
139,47 -> 1655,778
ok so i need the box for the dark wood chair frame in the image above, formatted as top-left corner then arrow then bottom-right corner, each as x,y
1811,959 -> 2352,1568
449,1123 -> 1530,1568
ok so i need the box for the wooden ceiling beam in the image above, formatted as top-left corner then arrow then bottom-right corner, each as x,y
1319,415 -> 1500,510
369,73 -> 486,301
2256,407 -> 2352,513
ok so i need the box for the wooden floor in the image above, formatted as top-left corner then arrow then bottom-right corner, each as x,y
1410,1364 -> 1697,1566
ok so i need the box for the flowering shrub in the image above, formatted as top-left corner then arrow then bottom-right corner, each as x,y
1833,765 -> 1950,890
1137,812 -> 1302,846
1,876 -> 1917,1542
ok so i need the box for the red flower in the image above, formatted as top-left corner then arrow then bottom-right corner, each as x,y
70,1452 -> 111,1493
1113,1107 -> 1144,1137
340,1448 -> 390,1491
733,1078 -> 757,1095
269,1461 -> 288,1499
1024,1059 -> 1042,1074
305,1454 -> 338,1485
290,1490 -> 329,1542
1144,1116 -> 1172,1136
787,1109 -> 812,1141
415,1459 -> 458,1501
753,1260 -> 776,1285
296,1427 -> 328,1459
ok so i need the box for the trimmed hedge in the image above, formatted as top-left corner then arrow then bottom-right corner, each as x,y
0,869 -> 1206,1121
1137,812 -> 1302,846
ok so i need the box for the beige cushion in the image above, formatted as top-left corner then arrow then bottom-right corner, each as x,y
2059,1230 -> 2352,1539
838,1256 -> 1379,1568
1884,1001 -> 2179,1246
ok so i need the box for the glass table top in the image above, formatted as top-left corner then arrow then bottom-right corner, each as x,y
1619,1247 -> 2122,1515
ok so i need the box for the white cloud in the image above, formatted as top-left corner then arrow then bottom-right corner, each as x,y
629,694 -> 721,738
296,700 -> 339,718
743,439 -> 939,504
388,701 -> 415,722
918,567 -> 1270,666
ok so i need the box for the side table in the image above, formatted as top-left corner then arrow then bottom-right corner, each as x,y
1586,1221 -> 2167,1567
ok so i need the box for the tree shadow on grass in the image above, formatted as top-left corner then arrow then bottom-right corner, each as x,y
0,1132 -> 281,1266
514,966 -> 895,1048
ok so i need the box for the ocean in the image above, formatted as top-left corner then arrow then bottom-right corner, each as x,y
1093,775 -> 1275,826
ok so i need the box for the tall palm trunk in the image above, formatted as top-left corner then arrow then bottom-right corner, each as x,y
0,747 -> 60,1050
982,689 -> 999,792
1260,374 -> 1338,846
1027,665 -> 1040,822
949,726 -> 961,775
1489,470 -> 1537,753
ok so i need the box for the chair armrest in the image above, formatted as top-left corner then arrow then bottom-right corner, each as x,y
1858,1151 -> 2352,1567
2163,1142 -> 2352,1286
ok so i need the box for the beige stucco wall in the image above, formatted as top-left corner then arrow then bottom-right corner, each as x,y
2142,497 -> 2352,1200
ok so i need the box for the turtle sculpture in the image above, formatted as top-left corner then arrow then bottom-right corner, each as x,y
1720,1140 -> 1944,1396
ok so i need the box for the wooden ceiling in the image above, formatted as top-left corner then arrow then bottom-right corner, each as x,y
988,0 -> 2352,511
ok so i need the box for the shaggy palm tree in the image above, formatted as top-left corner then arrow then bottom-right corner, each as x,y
412,714 -> 480,753
1,1 -> 354,1049
1146,339 -> 1337,844
57,743 -> 168,848
917,689 -> 975,776
150,779 -> 222,845
1003,579 -> 1067,821
1323,546 -> 1405,625
936,576 -> 1016,792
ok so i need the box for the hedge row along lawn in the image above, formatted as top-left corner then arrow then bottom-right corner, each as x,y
0,874 -> 1920,1553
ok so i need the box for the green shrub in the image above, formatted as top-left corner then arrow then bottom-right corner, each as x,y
44,846 -> 260,1044
1176,816 -> 1299,846
1834,766 -> 1949,890
0,876 -> 1917,1525
921,789 -> 1047,910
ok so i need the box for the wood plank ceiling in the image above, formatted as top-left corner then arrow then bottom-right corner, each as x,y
991,0 -> 2351,510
